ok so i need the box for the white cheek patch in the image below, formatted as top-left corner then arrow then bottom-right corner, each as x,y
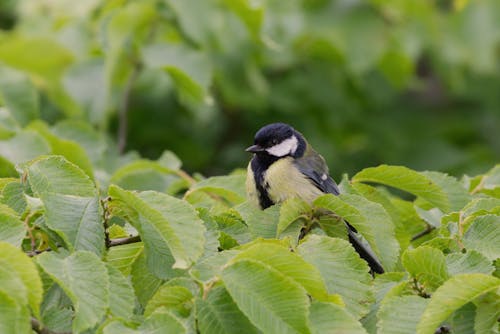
266,136 -> 298,157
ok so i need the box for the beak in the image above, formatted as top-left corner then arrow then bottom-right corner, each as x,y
245,144 -> 265,153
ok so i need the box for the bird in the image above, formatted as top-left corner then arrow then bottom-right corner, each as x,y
245,122 -> 384,274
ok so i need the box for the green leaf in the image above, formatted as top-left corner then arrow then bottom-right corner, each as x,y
0,66 -> 39,126
109,186 -> 206,271
377,296 -> 429,334
27,156 -> 104,256
446,250 -> 494,276
314,193 -> 399,271
449,303 -> 476,334
51,120 -> 107,164
462,197 -> 500,217
105,2 -> 155,92
222,0 -> 264,39
158,150 -> 182,170
102,320 -> 137,334
1,180 -> 27,214
0,241 -> 43,318
196,285 -> 260,334
0,107 -> 19,138
187,175 -> 247,205
235,201 -> 280,239
0,291 -> 31,334
229,241 -> 332,302
420,171 -> 471,211
110,160 -> 180,192
277,197 -> 311,236
37,251 -> 109,334
28,121 -> 94,178
131,252 -> 163,307
463,214 -> 500,261
140,308 -> 191,333
105,242 -> 144,276
26,155 -> 95,195
0,130 -> 50,165
0,36 -> 73,79
474,292 -> 500,334
416,273 -> 500,334
309,301 -> 368,334
62,60 -> 107,126
214,209 -> 251,246
352,183 -> 412,252
353,165 -> 450,212
361,272 -> 408,333
0,261 -> 28,309
107,264 -> 135,320
402,246 -> 449,291
144,285 -> 193,317
0,204 -> 25,246
222,260 -> 311,334
378,50 -> 414,88
298,235 -> 374,318
190,250 -> 239,283
142,43 -> 212,104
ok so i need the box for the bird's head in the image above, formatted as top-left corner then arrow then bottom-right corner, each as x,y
246,123 -> 306,158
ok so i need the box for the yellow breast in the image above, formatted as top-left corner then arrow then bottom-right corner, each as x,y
263,157 -> 323,205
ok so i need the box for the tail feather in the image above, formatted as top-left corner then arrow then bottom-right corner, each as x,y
346,224 -> 385,274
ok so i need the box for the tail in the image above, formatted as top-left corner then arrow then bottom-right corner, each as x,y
346,222 -> 385,274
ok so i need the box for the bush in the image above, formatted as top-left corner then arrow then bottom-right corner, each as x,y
0,118 -> 499,333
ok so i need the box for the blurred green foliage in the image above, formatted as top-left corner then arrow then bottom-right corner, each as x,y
0,0 -> 499,177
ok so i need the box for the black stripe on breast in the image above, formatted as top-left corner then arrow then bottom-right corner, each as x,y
251,155 -> 278,209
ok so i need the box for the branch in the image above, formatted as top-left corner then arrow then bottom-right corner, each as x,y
108,235 -> 141,247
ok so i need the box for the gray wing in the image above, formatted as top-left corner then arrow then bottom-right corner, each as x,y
294,152 -> 340,195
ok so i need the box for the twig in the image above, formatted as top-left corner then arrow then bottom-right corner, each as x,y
26,235 -> 141,257
101,197 -> 111,248
31,317 -> 70,334
117,62 -> 141,154
108,235 -> 142,247
27,248 -> 53,257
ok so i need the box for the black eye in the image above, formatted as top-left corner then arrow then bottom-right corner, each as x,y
271,139 -> 278,145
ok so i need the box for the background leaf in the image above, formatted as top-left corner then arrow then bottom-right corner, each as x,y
0,66 -> 39,126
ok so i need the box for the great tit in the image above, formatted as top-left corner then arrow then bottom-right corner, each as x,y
246,122 -> 384,274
